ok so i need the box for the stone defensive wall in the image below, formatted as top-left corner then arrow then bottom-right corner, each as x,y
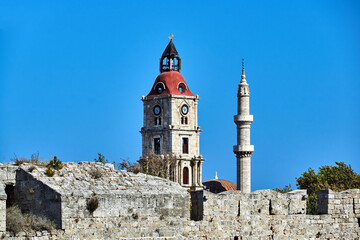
0,162 -> 359,239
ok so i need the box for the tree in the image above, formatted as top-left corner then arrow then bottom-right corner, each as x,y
296,161 -> 360,214
119,152 -> 177,180
273,184 -> 293,193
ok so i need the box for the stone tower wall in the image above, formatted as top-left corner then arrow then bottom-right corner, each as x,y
142,95 -> 199,157
142,95 -> 204,189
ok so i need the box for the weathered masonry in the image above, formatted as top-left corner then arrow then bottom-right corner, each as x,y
0,162 -> 359,239
141,37 -> 204,190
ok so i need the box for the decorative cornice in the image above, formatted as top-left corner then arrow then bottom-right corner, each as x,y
235,152 -> 253,158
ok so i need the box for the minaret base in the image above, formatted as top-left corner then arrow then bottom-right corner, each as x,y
236,154 -> 252,193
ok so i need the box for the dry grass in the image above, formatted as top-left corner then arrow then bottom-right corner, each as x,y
12,152 -> 48,167
25,214 -> 56,231
6,205 -> 56,234
89,168 -> 103,179
6,206 -> 25,234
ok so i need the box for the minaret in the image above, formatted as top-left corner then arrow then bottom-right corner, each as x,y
233,59 -> 254,193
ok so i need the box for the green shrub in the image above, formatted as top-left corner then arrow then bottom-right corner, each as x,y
6,206 -> 25,234
45,167 -> 55,177
44,156 -> 63,177
48,156 -> 63,170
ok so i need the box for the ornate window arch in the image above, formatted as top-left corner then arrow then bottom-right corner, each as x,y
177,82 -> 187,94
183,167 -> 189,184
153,82 -> 166,94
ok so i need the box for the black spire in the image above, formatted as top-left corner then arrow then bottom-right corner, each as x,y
161,40 -> 179,59
160,35 -> 181,73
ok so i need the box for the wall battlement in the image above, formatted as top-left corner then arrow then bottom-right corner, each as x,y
317,189 -> 360,216
0,163 -> 359,239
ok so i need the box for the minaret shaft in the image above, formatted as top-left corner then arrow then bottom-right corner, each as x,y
233,60 -> 254,193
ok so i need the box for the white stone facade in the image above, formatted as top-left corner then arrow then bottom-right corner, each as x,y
141,94 -> 204,190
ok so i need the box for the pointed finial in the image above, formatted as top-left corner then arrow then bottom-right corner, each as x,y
168,33 -> 174,40
241,58 -> 247,83
214,171 -> 218,179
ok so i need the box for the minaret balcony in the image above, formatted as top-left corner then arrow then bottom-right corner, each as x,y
233,145 -> 254,153
234,115 -> 253,123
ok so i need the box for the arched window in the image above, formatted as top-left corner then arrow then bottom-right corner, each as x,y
183,167 -> 189,184
154,138 -> 160,154
177,82 -> 186,94
154,82 -> 165,94
182,138 -> 189,154
154,117 -> 162,126
181,117 -> 188,125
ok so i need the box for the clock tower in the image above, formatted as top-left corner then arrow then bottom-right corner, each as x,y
140,37 -> 204,190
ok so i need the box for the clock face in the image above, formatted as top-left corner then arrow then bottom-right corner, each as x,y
181,105 -> 188,115
153,105 -> 161,116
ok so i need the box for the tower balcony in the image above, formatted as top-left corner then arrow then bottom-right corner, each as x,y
233,145 -> 254,153
234,115 -> 253,123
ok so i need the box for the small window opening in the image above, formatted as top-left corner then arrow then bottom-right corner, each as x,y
182,138 -> 189,154
154,138 -> 160,154
154,117 -> 162,126
179,86 -> 183,93
181,117 -> 188,125
183,167 -> 189,184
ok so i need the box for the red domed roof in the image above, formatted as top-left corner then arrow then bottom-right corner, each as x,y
202,179 -> 237,193
147,71 -> 195,97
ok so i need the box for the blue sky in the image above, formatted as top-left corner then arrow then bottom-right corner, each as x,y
1,1 -> 359,191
